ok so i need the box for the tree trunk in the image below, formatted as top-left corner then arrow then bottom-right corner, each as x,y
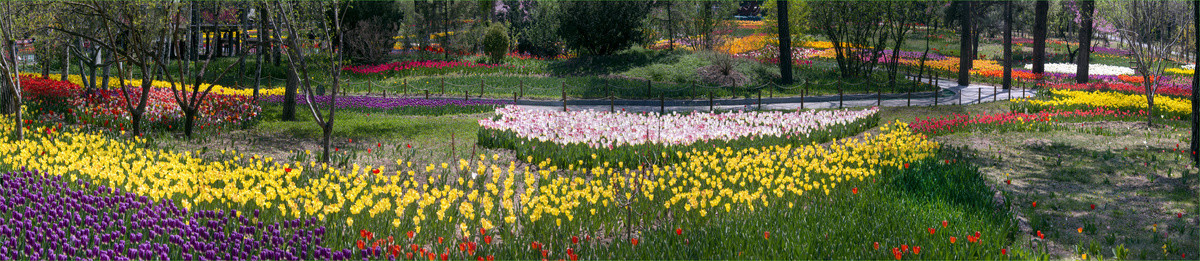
282,67 -> 297,121
1075,0 -> 1094,84
1003,1 -> 1013,89
958,2 -> 973,86
777,0 -> 792,84
321,124 -> 332,162
129,111 -> 141,137
101,64 -> 110,90
184,109 -> 196,138
1146,82 -> 1155,127
1033,0 -> 1048,74
60,44 -> 69,81
253,36 -> 263,101
1191,0 -> 1198,166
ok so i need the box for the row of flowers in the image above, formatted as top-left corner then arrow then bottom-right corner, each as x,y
0,168 -> 353,260
479,106 -> 878,148
1017,88 -> 1191,119
261,95 -> 508,116
0,116 -> 939,259
19,74 -> 262,131
909,107 -> 1146,136
477,106 -> 879,169
342,60 -> 511,75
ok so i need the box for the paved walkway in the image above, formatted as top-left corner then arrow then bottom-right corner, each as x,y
511,78 -> 1036,113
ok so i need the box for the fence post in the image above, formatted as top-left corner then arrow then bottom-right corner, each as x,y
877,82 -> 882,107
513,92 -> 517,104
757,89 -> 762,110
465,90 -> 469,101
660,94 -> 665,114
646,79 -> 651,98
562,89 -> 567,112
800,82 -> 806,111
769,85 -> 774,98
610,93 -> 615,113
519,80 -> 524,98
993,85 -> 997,102
425,90 -> 430,99
934,85 -> 939,107
838,84 -> 844,109
383,89 -> 387,97
368,78 -> 373,95
709,91 -> 714,111
977,87 -> 982,104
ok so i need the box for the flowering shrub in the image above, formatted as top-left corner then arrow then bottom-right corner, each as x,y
910,107 -> 1145,135
1021,63 -> 1134,76
478,106 -> 879,167
343,60 -> 510,75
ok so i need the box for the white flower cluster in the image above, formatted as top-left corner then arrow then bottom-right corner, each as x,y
479,106 -> 878,148
1022,63 -> 1134,76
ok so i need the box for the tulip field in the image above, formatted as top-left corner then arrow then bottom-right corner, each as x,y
5,1 -> 1200,259
4,71 -> 1195,260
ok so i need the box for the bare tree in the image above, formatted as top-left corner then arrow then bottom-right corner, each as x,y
1106,0 -> 1190,127
0,1 -> 29,139
269,0 -> 345,162
1192,0 -> 1199,166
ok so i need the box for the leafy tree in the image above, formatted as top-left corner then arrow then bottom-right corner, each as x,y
557,1 -> 650,56
338,0 -> 402,64
811,1 -> 891,79
512,1 -> 561,58
481,23 -> 509,63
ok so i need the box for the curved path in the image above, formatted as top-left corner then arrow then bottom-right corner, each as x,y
510,78 -> 1035,112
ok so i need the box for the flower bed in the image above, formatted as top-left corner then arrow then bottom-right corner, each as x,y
0,168 -> 352,260
1017,88 -> 1191,120
19,75 -> 261,132
1047,82 -> 1191,98
1022,63 -> 1134,76
910,107 -> 1145,136
342,60 -> 510,75
262,95 -> 508,115
477,106 -> 879,167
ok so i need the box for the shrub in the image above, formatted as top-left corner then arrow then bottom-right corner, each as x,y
557,1 -> 650,55
697,52 -> 749,87
482,23 -> 511,64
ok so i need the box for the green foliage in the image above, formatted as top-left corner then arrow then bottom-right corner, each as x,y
557,1 -> 651,55
513,1 -> 563,58
759,0 -> 812,35
482,23 -> 511,64
477,114 -> 878,169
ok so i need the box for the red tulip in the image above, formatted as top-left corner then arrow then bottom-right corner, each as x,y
676,228 -> 683,235
1032,201 -> 1037,207
901,244 -> 908,252
407,144 -> 412,148
1005,179 -> 1011,185
407,231 -> 415,239
764,231 -> 770,239
928,228 -> 936,235
1178,213 -> 1183,218
373,169 -> 380,174
440,253 -> 448,261
949,237 -> 957,244
572,236 -> 579,244
1090,204 -> 1096,210
484,236 -> 492,244
438,237 -> 443,244
631,238 -> 639,246
974,231 -> 981,238
1001,248 -> 1007,255
567,248 -> 574,256
541,250 -> 548,258
357,240 -> 365,250
942,220 -> 948,228
913,246 -> 921,255
532,242 -> 540,250
487,255 -> 495,261
1036,230 -> 1044,239
852,187 -> 858,194
904,163 -> 909,169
